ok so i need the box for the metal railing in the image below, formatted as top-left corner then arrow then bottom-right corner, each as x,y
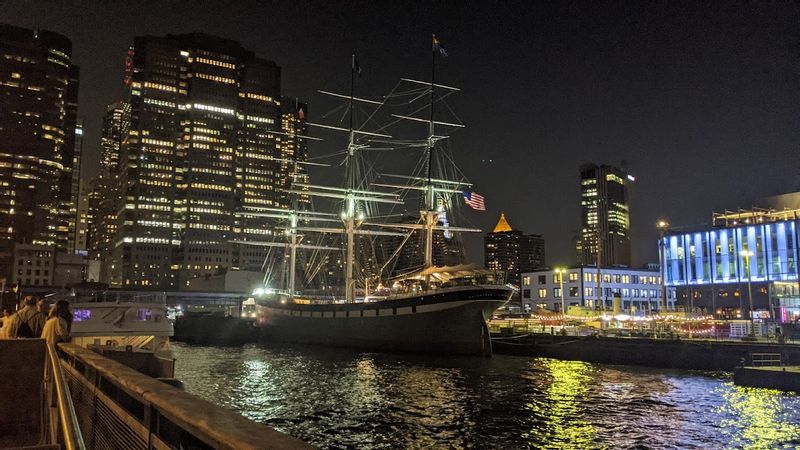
45,342 -> 86,450
57,343 -> 312,449
751,352 -> 783,367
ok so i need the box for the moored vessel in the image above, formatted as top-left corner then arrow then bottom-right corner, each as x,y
255,267 -> 511,355
242,37 -> 511,355
48,285 -> 172,352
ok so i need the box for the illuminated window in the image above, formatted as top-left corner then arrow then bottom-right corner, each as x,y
538,288 -> 547,299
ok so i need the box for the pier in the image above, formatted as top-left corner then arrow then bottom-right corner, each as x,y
0,339 -> 312,449
491,333 -> 800,371
734,366 -> 800,393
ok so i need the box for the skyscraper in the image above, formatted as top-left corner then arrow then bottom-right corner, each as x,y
100,101 -> 130,173
110,33 -> 297,289
84,101 -> 130,282
0,24 -> 80,278
63,118 -> 83,253
484,213 -> 545,286
577,163 -> 631,267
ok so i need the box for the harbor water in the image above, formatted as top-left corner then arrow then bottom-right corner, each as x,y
171,342 -> 800,449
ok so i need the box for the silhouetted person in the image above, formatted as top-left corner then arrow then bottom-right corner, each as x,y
0,309 -> 11,338
7,296 -> 42,338
41,300 -> 71,345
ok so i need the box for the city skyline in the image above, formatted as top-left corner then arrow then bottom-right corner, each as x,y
3,1 -> 800,268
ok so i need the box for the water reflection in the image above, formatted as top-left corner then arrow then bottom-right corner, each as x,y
718,384 -> 800,448
171,343 -> 800,449
528,359 -> 597,448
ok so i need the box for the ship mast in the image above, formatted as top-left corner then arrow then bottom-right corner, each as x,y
376,37 -> 478,279
303,55 -> 401,303
235,61 -> 406,302
422,34 -> 444,277
344,53 -> 358,303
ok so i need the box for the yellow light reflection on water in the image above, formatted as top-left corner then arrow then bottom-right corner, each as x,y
350,356 -> 383,409
526,359 -> 599,448
718,384 -> 800,448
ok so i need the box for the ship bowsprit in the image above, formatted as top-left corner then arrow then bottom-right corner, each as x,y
254,285 -> 512,356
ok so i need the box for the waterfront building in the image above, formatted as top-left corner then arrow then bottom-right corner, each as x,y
577,163 -> 632,267
521,266 -> 676,313
662,205 -> 800,322
12,244 -> 55,287
11,243 -> 88,287
485,212 -> 545,285
109,33 -> 302,289
0,24 -> 80,279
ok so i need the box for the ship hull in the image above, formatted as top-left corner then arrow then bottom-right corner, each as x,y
255,286 -> 511,356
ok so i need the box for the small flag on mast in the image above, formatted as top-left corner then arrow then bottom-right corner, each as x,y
463,190 -> 485,211
352,54 -> 362,76
432,34 -> 448,57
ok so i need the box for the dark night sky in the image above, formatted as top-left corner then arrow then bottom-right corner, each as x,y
3,1 -> 800,267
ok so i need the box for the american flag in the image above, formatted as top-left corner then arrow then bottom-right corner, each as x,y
463,190 -> 485,211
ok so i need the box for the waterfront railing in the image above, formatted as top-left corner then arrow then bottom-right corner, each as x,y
57,343 -> 313,450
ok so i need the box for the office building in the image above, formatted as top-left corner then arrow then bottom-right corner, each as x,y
577,163 -> 632,267
662,204 -> 800,322
100,101 -> 130,173
484,213 -> 545,285
75,178 -> 90,253
0,24 -> 80,280
65,119 -> 84,253
84,101 -> 130,282
12,243 -> 88,287
521,266 -> 676,313
109,33 -> 300,289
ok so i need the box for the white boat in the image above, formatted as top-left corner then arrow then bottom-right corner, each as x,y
48,289 -> 173,352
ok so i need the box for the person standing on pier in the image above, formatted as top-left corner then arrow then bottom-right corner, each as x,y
41,300 -> 71,345
0,309 -> 11,338
6,296 -> 45,338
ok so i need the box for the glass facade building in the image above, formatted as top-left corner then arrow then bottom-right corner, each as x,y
663,221 -> 799,286
662,211 -> 800,321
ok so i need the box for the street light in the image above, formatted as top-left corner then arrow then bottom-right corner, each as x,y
741,249 -> 755,336
555,267 -> 567,315
656,220 -> 669,312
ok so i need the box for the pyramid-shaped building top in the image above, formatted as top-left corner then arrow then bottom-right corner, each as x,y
492,212 -> 513,233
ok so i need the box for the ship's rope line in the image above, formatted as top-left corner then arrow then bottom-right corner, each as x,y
378,228 -> 416,279
319,102 -> 349,120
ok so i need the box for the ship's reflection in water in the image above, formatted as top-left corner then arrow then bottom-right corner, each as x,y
172,343 -> 800,449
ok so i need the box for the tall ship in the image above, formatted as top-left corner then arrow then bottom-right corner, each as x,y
240,38 -> 512,356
